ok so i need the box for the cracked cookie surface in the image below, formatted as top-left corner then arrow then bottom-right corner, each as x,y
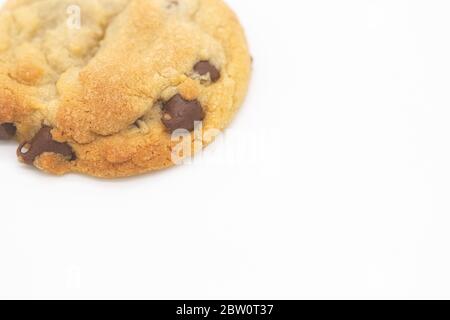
0,0 -> 251,177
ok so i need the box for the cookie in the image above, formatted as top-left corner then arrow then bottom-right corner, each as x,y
0,0 -> 251,178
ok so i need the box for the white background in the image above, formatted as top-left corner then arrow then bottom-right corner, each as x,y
1,0 -> 450,300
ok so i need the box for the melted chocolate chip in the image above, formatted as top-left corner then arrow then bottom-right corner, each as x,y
162,94 -> 205,132
0,123 -> 16,140
17,126 -> 75,165
194,61 -> 221,83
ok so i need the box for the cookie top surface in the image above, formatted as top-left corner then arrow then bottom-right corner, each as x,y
0,0 -> 251,177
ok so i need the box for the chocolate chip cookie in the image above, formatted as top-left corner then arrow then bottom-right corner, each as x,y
0,0 -> 251,177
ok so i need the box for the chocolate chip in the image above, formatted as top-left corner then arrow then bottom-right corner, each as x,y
194,61 -> 221,83
0,123 -> 16,140
17,126 -> 75,165
162,94 -> 205,132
